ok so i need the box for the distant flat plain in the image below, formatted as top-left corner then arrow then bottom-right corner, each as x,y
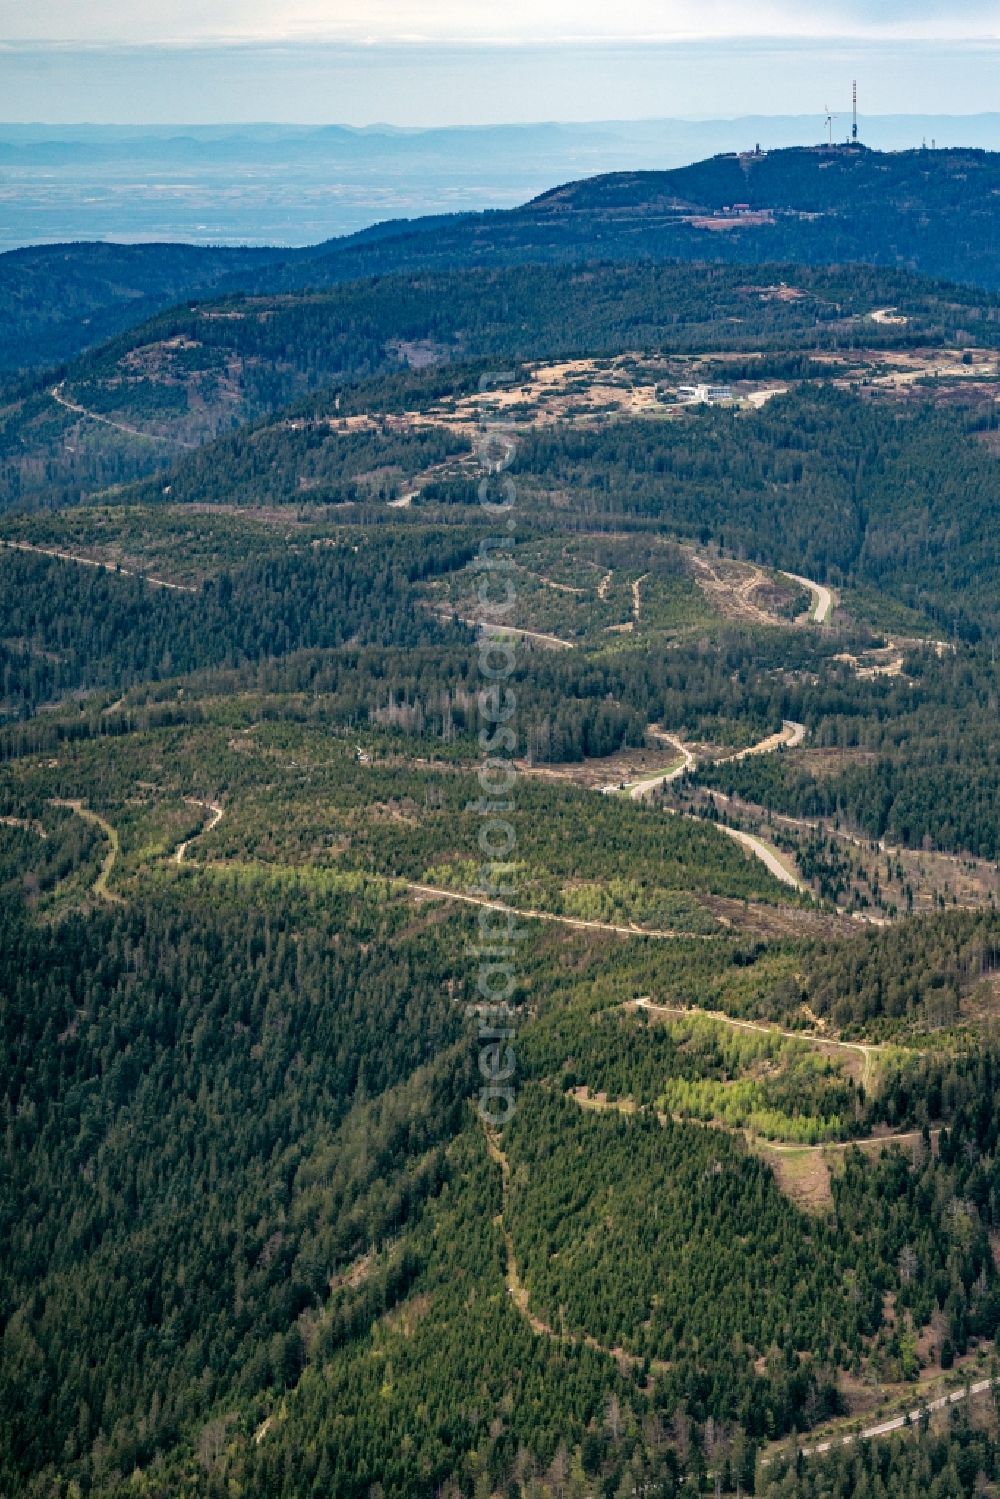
4,114 -> 1000,251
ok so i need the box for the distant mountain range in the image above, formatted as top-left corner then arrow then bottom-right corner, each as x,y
3,142 -> 1000,373
4,113 -> 1000,253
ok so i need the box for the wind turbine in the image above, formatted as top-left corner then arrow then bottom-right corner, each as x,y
824,106 -> 837,146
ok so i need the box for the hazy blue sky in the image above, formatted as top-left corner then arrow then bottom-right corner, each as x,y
4,0 -> 999,44
1,1 -> 999,123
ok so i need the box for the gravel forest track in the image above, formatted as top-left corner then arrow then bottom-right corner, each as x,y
483,1124 -> 670,1377
713,823 -> 810,893
782,570 -> 835,624
50,382 -> 197,449
631,572 -> 648,622
632,997 -> 886,1091
0,538 -> 196,592
406,882 -> 708,941
686,549 -> 836,628
570,1082 -> 929,1162
174,799 -> 225,864
51,799 -> 122,903
614,721 -> 810,892
430,610 -> 576,649
762,1375 -> 1000,1468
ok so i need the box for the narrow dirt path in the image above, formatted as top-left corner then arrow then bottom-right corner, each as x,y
0,538 -> 196,593
484,1128 -> 550,1336
686,552 -> 779,627
429,610 -> 575,649
632,998 -> 886,1086
51,799 -> 122,903
0,814 -> 48,839
51,383 -> 197,450
174,799 -> 225,864
631,572 -> 648,623
484,1124 -> 670,1376
406,882 -> 708,941
528,572 -> 585,595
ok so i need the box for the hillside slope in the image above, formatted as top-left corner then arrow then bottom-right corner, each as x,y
260,145 -> 1000,296
0,241 -> 287,374
3,257 -> 996,513
3,145 -> 1000,374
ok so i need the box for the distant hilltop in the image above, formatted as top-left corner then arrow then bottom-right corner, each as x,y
3,143 -> 1000,374
528,143 -> 999,219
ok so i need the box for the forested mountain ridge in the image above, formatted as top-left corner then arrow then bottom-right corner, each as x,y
4,165 -> 1000,1496
3,144 -> 1000,374
211,144 -> 1000,298
530,144 -> 1000,217
4,437 -> 1000,1490
0,240 -> 287,374
3,257 -> 997,513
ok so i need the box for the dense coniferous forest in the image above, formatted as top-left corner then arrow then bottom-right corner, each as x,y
515,388 -> 1000,635
4,144 -> 1000,375
761,1418 -> 1000,1498
3,255 -> 999,512
0,531 -> 475,713
3,149 -> 1000,1498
